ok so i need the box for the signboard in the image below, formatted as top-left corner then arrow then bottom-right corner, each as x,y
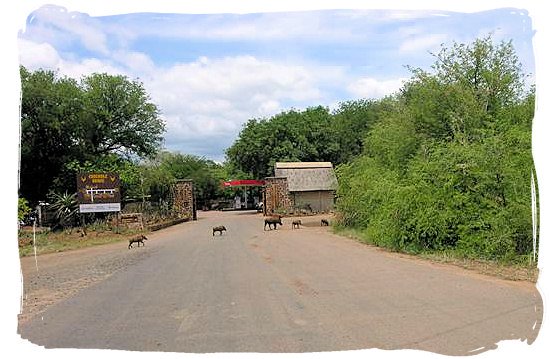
77,172 -> 121,213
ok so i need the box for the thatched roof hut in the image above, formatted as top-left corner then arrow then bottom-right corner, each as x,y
266,162 -> 338,213
274,162 -> 338,192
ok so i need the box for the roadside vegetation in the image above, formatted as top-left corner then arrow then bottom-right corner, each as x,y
19,35 -> 538,273
18,226 -> 145,257
335,37 -> 536,267
228,36 -> 538,270
18,67 -> 236,254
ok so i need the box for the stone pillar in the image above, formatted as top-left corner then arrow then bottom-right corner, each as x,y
173,179 -> 196,220
264,177 -> 293,215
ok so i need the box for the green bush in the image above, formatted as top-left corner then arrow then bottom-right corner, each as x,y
334,37 -> 536,264
18,197 -> 32,222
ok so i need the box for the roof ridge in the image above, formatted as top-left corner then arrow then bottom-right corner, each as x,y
275,161 -> 333,169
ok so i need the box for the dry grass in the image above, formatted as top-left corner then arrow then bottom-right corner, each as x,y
418,252 -> 539,283
18,227 -> 145,257
334,226 -> 539,283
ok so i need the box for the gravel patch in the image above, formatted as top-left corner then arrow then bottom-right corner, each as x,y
18,243 -> 154,323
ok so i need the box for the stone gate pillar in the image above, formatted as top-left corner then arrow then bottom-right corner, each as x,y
264,177 -> 293,215
173,179 -> 196,220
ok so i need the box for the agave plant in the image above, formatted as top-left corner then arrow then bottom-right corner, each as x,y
48,192 -> 79,230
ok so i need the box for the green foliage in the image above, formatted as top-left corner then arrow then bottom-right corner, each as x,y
430,35 -> 525,115
335,36 -> 536,263
363,113 -> 419,174
19,67 -> 165,204
331,97 -> 398,163
18,198 -> 32,222
226,106 -> 332,178
19,67 -> 84,204
78,73 -> 165,159
225,102 -> 391,178
47,192 -> 79,230
140,151 -> 231,208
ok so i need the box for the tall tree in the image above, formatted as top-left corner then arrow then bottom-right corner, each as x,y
19,67 -> 83,203
226,106 -> 343,178
78,73 -> 164,159
331,97 -> 398,164
19,67 -> 166,203
431,36 -> 525,115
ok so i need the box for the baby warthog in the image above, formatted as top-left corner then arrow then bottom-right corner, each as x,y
292,219 -> 302,229
128,234 -> 148,249
213,225 -> 227,236
321,219 -> 329,226
264,216 -> 283,230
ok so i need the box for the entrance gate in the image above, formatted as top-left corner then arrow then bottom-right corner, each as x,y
222,179 -> 265,210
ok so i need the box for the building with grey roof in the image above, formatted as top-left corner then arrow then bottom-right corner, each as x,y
264,162 -> 338,214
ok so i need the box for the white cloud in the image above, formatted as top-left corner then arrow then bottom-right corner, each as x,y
18,38 -> 124,79
369,10 -> 443,22
399,34 -> 447,54
145,55 -> 324,142
112,51 -> 156,75
24,5 -> 110,55
108,11 -> 360,43
18,39 -> 326,160
347,77 -> 407,99
18,38 -> 61,70
60,58 -> 126,80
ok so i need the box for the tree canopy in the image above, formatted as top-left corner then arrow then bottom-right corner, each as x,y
19,67 -> 165,204
225,100 -> 393,178
336,36 -> 536,262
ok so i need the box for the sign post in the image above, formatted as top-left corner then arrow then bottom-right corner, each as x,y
77,173 -> 122,213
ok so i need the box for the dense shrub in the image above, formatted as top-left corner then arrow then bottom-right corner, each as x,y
335,37 -> 536,263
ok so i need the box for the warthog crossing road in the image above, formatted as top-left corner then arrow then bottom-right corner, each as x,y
264,217 -> 283,230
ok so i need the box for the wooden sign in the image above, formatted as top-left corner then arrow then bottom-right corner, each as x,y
76,172 -> 121,213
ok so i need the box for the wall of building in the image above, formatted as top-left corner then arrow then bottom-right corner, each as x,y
292,191 -> 335,213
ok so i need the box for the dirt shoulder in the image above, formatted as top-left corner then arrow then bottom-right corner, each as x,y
333,228 -> 539,283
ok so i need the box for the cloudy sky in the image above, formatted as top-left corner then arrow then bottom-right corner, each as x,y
16,3 -> 537,163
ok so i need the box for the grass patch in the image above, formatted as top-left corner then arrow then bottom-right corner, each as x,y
18,228 -> 146,257
418,251 -> 539,283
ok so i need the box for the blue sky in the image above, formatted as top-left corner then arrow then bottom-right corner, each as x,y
16,3 -> 537,163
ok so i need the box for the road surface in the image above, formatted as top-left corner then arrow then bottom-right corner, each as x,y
18,210 -> 543,355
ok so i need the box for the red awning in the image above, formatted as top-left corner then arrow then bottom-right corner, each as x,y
222,179 -> 265,187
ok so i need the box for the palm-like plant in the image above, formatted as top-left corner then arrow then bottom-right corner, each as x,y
48,192 -> 79,230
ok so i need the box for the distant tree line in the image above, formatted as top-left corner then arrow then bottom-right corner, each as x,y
225,99 -> 393,178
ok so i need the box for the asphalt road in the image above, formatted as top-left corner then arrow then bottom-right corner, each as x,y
18,210 -> 543,355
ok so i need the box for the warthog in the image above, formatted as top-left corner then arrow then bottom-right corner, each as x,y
264,217 -> 283,230
128,234 -> 148,249
213,225 -> 227,236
